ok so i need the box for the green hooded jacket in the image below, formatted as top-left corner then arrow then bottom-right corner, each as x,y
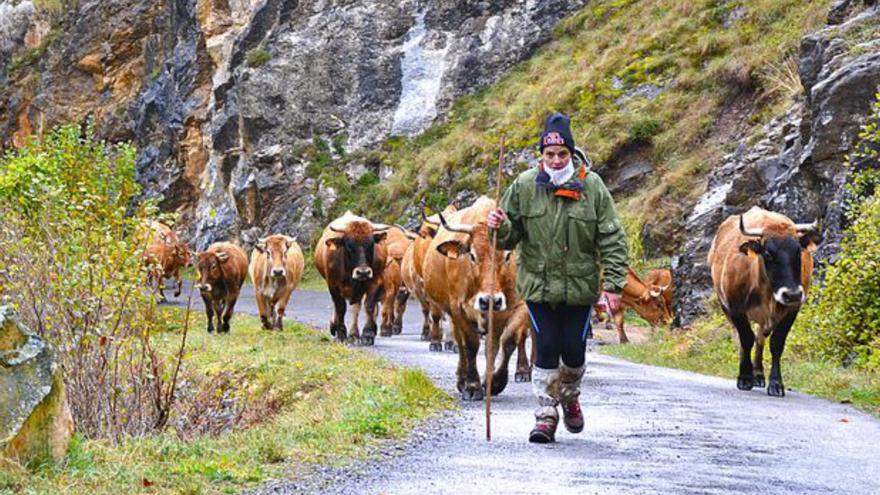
494,164 -> 629,306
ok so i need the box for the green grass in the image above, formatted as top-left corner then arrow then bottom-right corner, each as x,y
603,309 -> 880,417
0,311 -> 451,494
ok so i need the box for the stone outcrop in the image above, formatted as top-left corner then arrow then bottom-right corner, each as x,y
673,4 -> 880,326
1,0 -> 585,249
0,305 -> 74,465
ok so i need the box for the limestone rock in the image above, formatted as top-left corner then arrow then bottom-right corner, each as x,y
0,306 -> 74,464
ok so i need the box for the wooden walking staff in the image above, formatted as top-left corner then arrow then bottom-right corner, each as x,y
485,135 -> 505,441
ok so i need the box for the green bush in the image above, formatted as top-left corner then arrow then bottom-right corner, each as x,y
793,95 -> 880,370
0,123 -> 188,441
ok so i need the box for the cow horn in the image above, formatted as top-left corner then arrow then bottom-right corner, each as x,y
395,224 -> 418,240
421,210 -> 440,226
649,288 -> 661,298
794,220 -> 818,232
371,222 -> 391,232
438,212 -> 473,234
739,215 -> 763,237
659,284 -> 670,292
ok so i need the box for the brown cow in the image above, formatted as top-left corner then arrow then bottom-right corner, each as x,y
140,220 -> 191,302
144,241 -> 192,302
249,235 -> 305,331
709,206 -> 820,396
195,242 -> 248,333
423,196 -> 528,400
378,226 -> 414,337
599,268 -> 673,344
400,206 -> 457,351
314,211 -> 390,345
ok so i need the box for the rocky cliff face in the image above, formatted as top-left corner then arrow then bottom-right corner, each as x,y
673,2 -> 880,326
1,0 -> 585,248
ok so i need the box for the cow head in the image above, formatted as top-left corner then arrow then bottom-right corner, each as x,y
435,213 -> 514,314
623,269 -> 672,324
195,250 -> 231,293
174,242 -> 193,267
738,215 -> 822,306
256,235 -> 295,280
328,219 -> 390,281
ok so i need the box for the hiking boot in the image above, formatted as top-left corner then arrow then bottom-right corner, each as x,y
529,409 -> 558,443
561,399 -> 584,433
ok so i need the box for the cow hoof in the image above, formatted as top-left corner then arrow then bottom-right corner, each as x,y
361,335 -> 375,346
392,323 -> 403,335
207,326 -> 214,334
420,332 -> 430,341
604,322 -> 614,330
379,327 -> 393,337
428,342 -> 442,352
515,371 -> 532,383
767,380 -> 785,397
460,387 -> 483,401
737,376 -> 754,391
448,343 -> 459,354
488,375 -> 507,396
754,375 -> 766,388
444,341 -> 455,352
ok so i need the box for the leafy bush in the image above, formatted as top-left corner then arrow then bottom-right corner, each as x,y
793,95 -> 880,370
0,123 -> 188,441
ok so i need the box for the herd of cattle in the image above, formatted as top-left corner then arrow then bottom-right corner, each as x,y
140,196 -> 820,400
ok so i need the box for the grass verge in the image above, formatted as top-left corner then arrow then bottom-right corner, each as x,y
0,311 -> 451,494
602,309 -> 880,417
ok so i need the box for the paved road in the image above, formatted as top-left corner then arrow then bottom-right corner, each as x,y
170,283 -> 880,495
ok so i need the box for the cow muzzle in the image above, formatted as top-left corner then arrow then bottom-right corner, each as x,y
271,268 -> 286,279
774,286 -> 804,305
352,267 -> 373,281
195,283 -> 212,293
474,292 -> 507,312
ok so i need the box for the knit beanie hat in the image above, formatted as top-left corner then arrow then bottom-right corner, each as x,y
539,113 -> 576,154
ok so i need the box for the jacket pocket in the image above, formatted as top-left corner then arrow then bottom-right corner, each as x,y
567,204 -> 597,254
565,259 -> 600,305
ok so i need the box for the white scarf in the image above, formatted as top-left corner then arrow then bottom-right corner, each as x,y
545,158 -> 574,186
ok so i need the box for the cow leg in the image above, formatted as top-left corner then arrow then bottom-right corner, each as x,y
515,316 -> 533,383
490,319 -> 517,396
768,312 -> 797,397
729,312 -> 756,391
452,314 -> 483,401
329,290 -> 347,342
255,293 -> 271,330
220,294 -> 238,333
202,293 -> 215,333
419,299 -> 431,341
273,304 -> 285,331
392,288 -> 408,335
154,272 -> 167,303
380,286 -> 394,337
361,286 -> 382,346
614,308 -> 628,344
753,324 -> 766,388
173,269 -> 183,298
428,304 -> 444,352
444,321 -> 457,353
